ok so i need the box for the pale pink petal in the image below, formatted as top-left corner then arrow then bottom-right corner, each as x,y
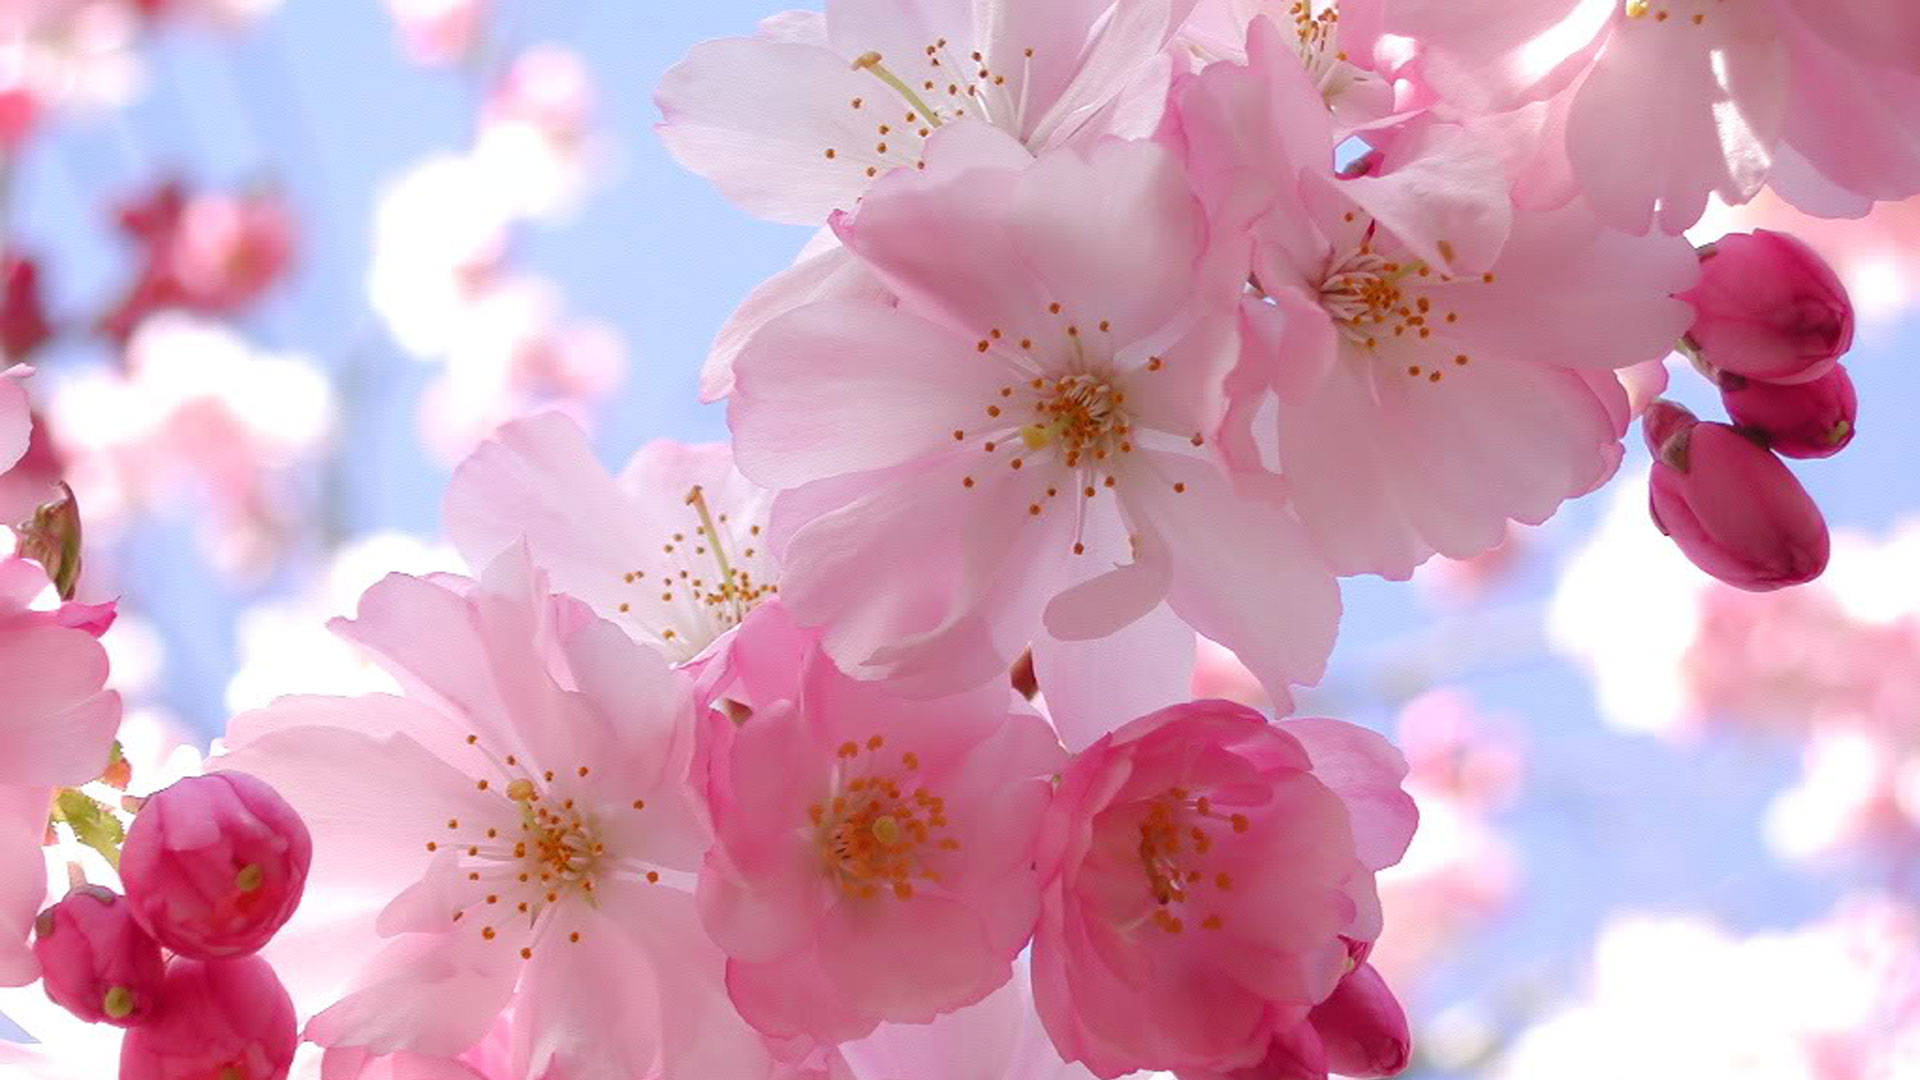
305,933 -> 518,1057
0,625 -> 118,789
1383,0 -> 1611,112
1779,0 -> 1920,76
701,244 -> 893,403
512,905 -> 665,1080
816,893 -> 1008,1023
1565,15 -> 1786,232
0,370 -> 26,475
0,785 -> 48,986
656,37 -> 915,225
1341,121 -> 1513,275
1276,718 -> 1418,872
1034,604 -> 1195,753
1239,290 -> 1340,405
1778,20 -> 1920,205
613,885 -> 788,1078
730,300 -> 1026,490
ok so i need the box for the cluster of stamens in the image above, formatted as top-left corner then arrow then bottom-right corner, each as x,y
1624,0 -> 1718,25
1136,786 -> 1250,935
429,741 -> 656,959
613,484 -> 775,659
825,40 -> 1039,178
1315,215 -> 1494,384
810,734 -> 958,901
1291,1 -> 1350,80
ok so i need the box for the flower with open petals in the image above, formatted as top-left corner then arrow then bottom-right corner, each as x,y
216,553 -> 784,1079
1172,16 -> 1697,580
1033,700 -> 1416,1078
697,604 -> 1066,1043
729,136 -> 1338,709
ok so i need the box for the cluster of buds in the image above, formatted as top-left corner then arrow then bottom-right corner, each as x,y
31,772 -> 310,1080
1648,231 -> 1859,591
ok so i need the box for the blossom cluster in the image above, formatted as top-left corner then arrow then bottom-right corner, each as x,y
2,0 -> 1917,1077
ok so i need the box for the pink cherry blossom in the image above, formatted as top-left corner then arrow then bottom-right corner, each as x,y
836,959 -> 1104,1080
119,954 -> 298,1080
657,0 -> 1195,226
216,553 -> 784,1079
696,602 -> 1066,1043
1722,364 -> 1857,460
119,771 -> 312,960
1175,0 -> 1400,129
1645,401 -> 1830,591
101,182 -> 297,342
445,412 -> 777,667
1682,230 -> 1854,386
2,256 -> 52,363
1171,17 -> 1697,580
0,555 -> 120,987
384,0 -> 485,67
1032,700 -> 1416,1077
1377,0 -> 1920,232
729,136 -> 1340,708
31,884 -> 165,1026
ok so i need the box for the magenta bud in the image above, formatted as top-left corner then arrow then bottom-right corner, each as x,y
119,955 -> 298,1080
1723,364 -> 1857,459
1648,421 -> 1830,591
1680,230 -> 1853,386
1641,399 -> 1700,469
120,772 -> 312,959
1310,962 -> 1411,1079
31,885 -> 165,1027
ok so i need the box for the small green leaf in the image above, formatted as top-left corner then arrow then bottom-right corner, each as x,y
53,789 -> 125,871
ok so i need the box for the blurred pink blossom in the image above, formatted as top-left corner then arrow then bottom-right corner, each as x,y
102,182 -> 297,342
382,0 -> 480,65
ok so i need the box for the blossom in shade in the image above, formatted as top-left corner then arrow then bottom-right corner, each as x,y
1170,16 -> 1697,580
216,553 -> 786,1078
0,555 -> 120,986
119,771 -> 312,960
2,255 -> 53,362
730,136 -> 1340,708
445,412 -> 778,668
32,885 -> 165,1026
1376,0 -> 1920,231
1722,364 -> 1857,459
1644,401 -> 1830,591
656,0 -> 1196,226
1032,700 -> 1416,1077
697,603 -> 1067,1042
119,954 -> 298,1080
1682,230 -> 1854,386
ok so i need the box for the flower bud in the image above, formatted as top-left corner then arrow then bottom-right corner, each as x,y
120,772 -> 312,959
31,885 -> 165,1027
1680,230 -> 1853,386
119,955 -> 298,1080
1722,365 -> 1857,459
1646,416 -> 1829,591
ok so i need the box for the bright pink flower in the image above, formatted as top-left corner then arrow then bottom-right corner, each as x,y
1723,364 -> 1857,460
2,255 -> 52,362
1032,701 -> 1416,1077
216,553 -> 785,1078
730,137 -> 1339,709
1186,956 -> 1411,1080
1171,17 -> 1696,580
657,0 -> 1196,226
119,955 -> 298,1080
445,412 -> 776,667
0,556 -> 120,986
1645,402 -> 1829,591
697,603 -> 1066,1042
32,885 -> 166,1027
119,771 -> 312,959
1377,0 -> 1920,231
1682,230 -> 1853,386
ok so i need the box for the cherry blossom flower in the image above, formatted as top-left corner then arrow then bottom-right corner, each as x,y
216,554 -> 781,1078
836,959 -> 1109,1080
1175,0 -> 1399,128
1033,700 -> 1416,1077
697,603 -> 1066,1042
101,183 -> 297,342
384,0 -> 484,67
446,412 -> 778,668
0,556 -> 120,986
1377,0 -> 1920,232
730,136 -> 1339,708
657,0 -> 1196,226
1171,16 -> 1697,581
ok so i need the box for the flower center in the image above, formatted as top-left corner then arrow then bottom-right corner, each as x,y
1020,373 -> 1131,465
1291,1 -> 1349,83
1623,0 -> 1717,25
1310,220 -> 1487,385
809,735 -> 957,901
610,483 -> 776,662
825,40 -> 1039,180
1134,786 -> 1249,934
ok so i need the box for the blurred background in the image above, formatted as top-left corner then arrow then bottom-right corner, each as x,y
4,0 -> 1918,1075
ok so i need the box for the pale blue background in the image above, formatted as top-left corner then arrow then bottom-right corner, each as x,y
11,0 -> 1919,1069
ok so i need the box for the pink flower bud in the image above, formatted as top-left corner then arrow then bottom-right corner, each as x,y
1722,365 -> 1857,459
1680,230 -> 1853,386
1646,418 -> 1830,592
120,772 -> 312,959
1214,956 -> 1411,1080
119,955 -> 298,1080
31,885 -> 165,1027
